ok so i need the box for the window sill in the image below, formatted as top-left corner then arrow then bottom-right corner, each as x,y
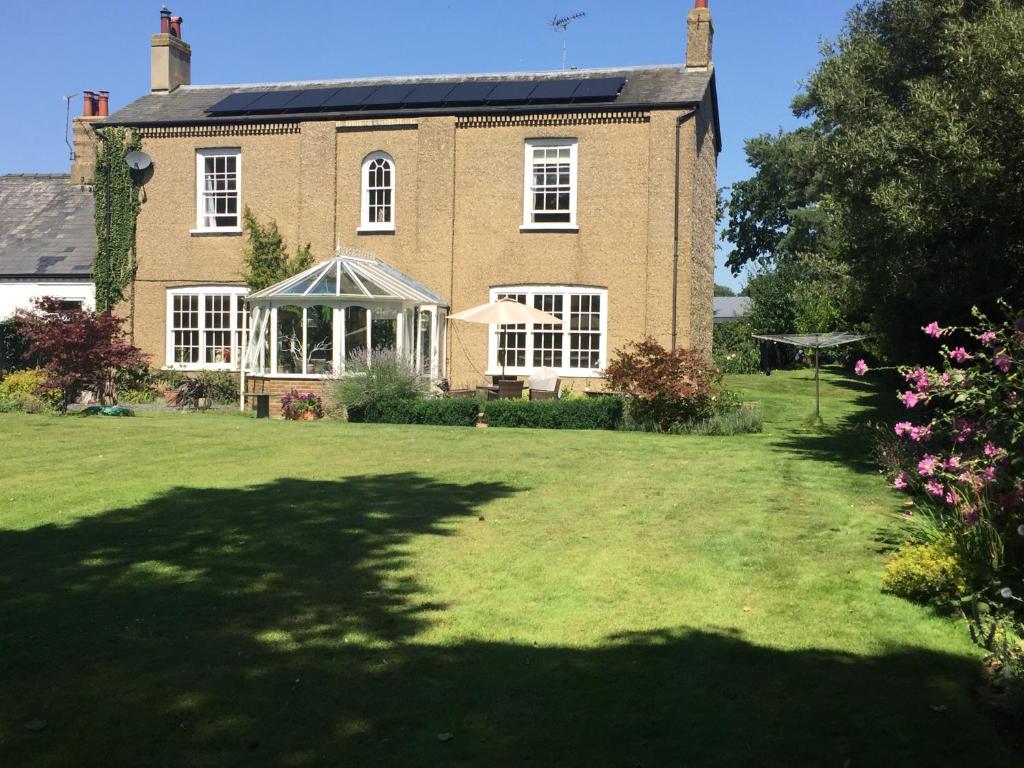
190,227 -> 243,236
163,364 -> 239,372
519,224 -> 579,233
357,226 -> 396,235
485,369 -> 603,378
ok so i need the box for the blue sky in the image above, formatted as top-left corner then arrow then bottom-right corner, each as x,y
0,0 -> 852,290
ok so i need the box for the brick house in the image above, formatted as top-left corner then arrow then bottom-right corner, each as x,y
89,2 -> 719,407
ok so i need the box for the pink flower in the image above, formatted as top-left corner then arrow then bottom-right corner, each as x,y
939,372 -> 951,387
964,507 -> 979,526
984,442 -> 1003,459
955,420 -> 973,443
995,355 -> 1013,373
909,425 -> 932,442
905,368 -> 931,392
924,322 -> 945,338
894,421 -> 913,437
900,391 -> 921,409
854,359 -> 869,377
944,455 -> 962,471
949,347 -> 971,364
925,480 -> 944,498
893,472 -> 909,491
945,491 -> 956,506
918,455 -> 939,477
979,331 -> 997,345
982,466 -> 997,484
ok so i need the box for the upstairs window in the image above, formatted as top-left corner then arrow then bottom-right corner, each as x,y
195,148 -> 241,232
360,151 -> 395,232
523,139 -> 577,229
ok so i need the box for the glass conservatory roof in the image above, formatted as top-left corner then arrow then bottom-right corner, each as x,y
247,247 -> 448,305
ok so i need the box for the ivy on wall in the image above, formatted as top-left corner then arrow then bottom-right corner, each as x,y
93,128 -> 142,312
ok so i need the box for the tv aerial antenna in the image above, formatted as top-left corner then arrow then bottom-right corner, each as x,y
63,93 -> 78,161
551,11 -> 586,70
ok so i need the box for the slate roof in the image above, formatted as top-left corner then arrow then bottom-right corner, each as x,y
103,65 -> 716,127
713,296 -> 752,321
0,175 -> 95,278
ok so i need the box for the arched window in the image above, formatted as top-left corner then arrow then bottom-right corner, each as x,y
360,152 -> 395,232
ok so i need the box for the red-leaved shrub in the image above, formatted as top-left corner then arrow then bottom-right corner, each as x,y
16,297 -> 147,412
603,338 -> 724,430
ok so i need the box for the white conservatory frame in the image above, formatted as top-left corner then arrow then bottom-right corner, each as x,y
241,248 -> 448,389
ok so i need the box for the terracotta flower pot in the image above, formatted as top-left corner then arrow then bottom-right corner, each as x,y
299,410 -> 317,421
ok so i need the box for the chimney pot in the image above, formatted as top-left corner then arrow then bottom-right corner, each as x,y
169,16 -> 182,38
97,91 -> 109,117
695,0 -> 709,8
160,7 -> 171,34
82,90 -> 95,118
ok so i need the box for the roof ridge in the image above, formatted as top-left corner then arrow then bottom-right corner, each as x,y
180,63 -> 685,91
0,173 -> 72,179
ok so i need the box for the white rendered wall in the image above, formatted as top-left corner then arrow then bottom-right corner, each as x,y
0,281 -> 95,320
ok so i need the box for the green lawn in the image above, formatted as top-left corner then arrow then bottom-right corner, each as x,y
0,369 -> 1017,766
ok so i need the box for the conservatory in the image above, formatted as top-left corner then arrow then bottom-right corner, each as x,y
241,248 -> 448,382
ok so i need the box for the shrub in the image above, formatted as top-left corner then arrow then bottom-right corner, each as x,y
882,539 -> 969,603
604,338 -> 737,431
350,397 -> 479,427
118,388 -> 157,404
483,396 -> 623,430
713,320 -> 760,374
281,390 -> 324,420
0,396 -> 46,414
0,369 -> 61,409
666,405 -> 763,436
333,349 -> 429,411
0,317 -> 30,375
198,371 -> 238,405
15,298 -> 146,412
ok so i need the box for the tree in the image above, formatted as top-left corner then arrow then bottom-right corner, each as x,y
726,0 -> 1024,360
713,284 -> 736,297
16,298 -> 147,412
241,207 -> 315,291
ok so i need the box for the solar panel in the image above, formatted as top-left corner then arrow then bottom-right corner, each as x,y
321,85 -> 378,109
529,79 -> 583,102
444,82 -> 496,104
247,90 -> 303,112
362,84 -> 416,107
486,81 -> 538,103
572,76 -> 626,101
401,83 -> 456,105
281,88 -> 340,112
206,91 -> 266,114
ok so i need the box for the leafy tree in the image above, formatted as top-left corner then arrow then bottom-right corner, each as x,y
713,284 -> 736,297
726,0 -> 1024,360
15,298 -> 147,412
241,207 -> 315,291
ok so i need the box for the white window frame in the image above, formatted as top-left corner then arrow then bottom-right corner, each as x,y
165,286 -> 249,370
487,285 -> 607,377
193,148 -> 242,234
359,151 -> 396,233
521,138 -> 578,231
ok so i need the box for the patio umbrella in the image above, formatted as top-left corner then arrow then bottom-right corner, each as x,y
448,298 -> 563,377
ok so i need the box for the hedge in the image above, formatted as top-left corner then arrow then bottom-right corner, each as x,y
349,397 -> 480,427
483,396 -> 623,430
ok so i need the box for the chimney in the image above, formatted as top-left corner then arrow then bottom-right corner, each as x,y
70,91 -> 105,186
151,7 -> 191,92
686,0 -> 714,70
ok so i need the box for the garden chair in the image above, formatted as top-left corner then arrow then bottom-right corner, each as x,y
527,370 -> 560,401
487,379 -> 524,400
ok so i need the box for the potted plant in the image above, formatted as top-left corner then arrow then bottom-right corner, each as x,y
281,390 -> 324,420
174,376 -> 212,410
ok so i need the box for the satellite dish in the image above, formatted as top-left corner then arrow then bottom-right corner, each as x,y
125,151 -> 152,171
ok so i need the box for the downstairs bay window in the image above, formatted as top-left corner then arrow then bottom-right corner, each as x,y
166,287 -> 248,369
489,285 -> 607,376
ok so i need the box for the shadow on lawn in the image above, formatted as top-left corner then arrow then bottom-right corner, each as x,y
0,475 -> 1016,766
770,370 -> 901,475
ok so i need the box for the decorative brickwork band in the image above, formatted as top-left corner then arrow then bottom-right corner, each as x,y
135,123 -> 301,139
456,111 -> 650,129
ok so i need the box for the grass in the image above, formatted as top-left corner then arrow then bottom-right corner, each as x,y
0,367 -> 1017,766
